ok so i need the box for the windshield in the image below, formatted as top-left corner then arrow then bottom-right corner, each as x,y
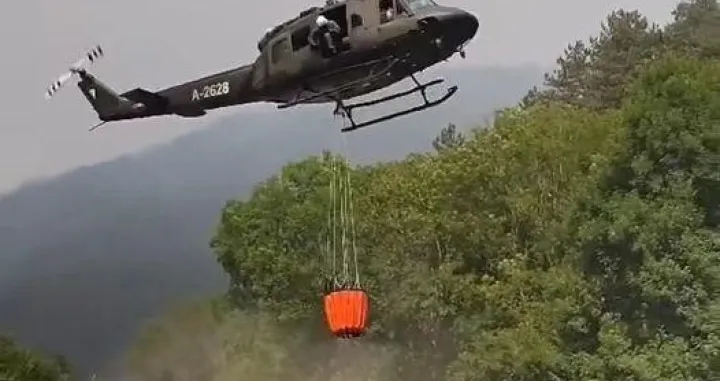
402,0 -> 437,11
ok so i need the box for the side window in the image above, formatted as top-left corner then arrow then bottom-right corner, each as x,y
350,13 -> 363,27
271,37 -> 290,64
291,25 -> 311,50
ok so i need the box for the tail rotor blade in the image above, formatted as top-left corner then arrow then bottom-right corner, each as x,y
45,71 -> 73,100
76,45 -> 104,68
45,45 -> 104,100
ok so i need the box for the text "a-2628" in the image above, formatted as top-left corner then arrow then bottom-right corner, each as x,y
192,81 -> 230,101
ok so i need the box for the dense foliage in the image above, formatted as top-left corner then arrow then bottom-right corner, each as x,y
0,335 -> 72,381
123,1 -> 720,380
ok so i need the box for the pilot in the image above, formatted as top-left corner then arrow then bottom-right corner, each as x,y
383,8 -> 394,22
380,0 -> 394,23
309,15 -> 342,57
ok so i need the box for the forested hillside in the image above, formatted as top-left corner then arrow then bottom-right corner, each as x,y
4,0 -> 720,380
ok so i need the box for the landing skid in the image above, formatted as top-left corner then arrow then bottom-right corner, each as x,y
276,52 -> 458,132
334,74 -> 457,132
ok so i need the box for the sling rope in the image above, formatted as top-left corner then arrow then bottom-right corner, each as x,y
325,114 -> 361,289
321,114 -> 369,339
327,150 -> 337,286
341,131 -> 361,287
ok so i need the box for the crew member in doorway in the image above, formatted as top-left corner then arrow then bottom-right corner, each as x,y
310,15 -> 342,57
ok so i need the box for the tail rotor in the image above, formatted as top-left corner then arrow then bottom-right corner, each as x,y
45,45 -> 104,100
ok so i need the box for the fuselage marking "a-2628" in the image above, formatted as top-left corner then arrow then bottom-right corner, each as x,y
191,81 -> 230,101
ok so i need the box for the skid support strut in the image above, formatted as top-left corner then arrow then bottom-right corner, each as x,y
333,73 -> 457,132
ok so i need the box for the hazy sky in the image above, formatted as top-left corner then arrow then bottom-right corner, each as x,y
0,0 -> 679,195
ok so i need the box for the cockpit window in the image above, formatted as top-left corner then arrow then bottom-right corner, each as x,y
402,0 -> 436,12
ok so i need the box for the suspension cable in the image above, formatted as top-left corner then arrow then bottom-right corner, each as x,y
341,132 -> 361,287
327,115 -> 342,289
340,151 -> 349,286
325,113 -> 361,290
328,148 -> 337,286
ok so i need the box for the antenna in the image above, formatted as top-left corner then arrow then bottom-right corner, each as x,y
44,45 -> 104,100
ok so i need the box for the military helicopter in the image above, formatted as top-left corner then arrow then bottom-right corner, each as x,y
45,0 -> 478,132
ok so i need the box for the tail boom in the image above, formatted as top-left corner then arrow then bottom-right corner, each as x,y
46,45 -> 259,128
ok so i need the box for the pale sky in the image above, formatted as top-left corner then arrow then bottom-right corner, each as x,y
0,0 -> 679,195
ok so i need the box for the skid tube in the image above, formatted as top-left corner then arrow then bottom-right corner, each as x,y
335,74 -> 458,132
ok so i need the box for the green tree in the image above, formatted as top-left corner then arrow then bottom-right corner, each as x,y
523,9 -> 663,110
564,54 -> 720,381
432,123 -> 465,151
523,0 -> 720,111
0,335 -> 72,381
665,0 -> 720,58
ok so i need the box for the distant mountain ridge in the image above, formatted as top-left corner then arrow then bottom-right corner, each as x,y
0,64 -> 544,375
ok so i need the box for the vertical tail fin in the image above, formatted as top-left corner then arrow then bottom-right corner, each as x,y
76,71 -> 124,119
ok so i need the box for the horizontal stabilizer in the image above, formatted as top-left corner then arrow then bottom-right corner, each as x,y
120,88 -> 168,108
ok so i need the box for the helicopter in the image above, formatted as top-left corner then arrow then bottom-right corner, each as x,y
44,0 -> 479,132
